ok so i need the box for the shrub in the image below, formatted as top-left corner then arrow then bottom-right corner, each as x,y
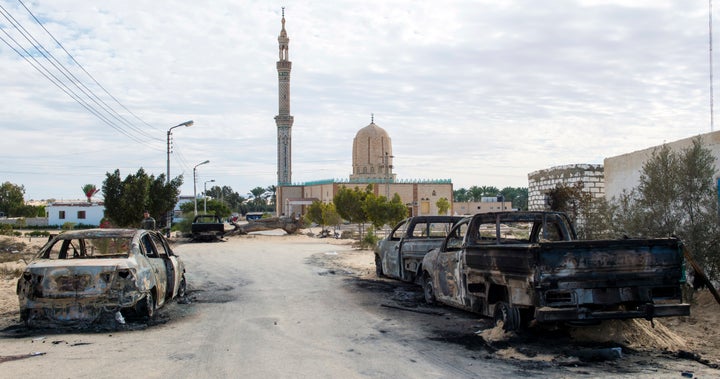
0,224 -> 13,236
360,229 -> 379,250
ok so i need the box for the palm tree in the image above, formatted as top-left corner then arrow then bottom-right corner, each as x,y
82,184 -> 99,203
266,185 -> 277,207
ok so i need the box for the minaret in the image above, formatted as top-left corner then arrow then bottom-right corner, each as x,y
275,7 -> 294,185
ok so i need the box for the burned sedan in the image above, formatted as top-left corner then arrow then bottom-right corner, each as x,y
17,228 -> 186,327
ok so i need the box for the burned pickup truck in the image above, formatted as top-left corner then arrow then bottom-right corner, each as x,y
421,211 -> 690,330
191,215 -> 226,241
375,216 -> 464,283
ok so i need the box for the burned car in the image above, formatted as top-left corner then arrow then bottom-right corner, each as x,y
16,228 -> 186,327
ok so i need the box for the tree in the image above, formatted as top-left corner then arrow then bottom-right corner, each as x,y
0,182 -> 25,217
266,185 -> 277,208
208,185 -> 246,213
500,187 -> 528,211
334,185 -> 372,238
363,192 -> 391,230
545,182 -> 592,227
436,197 -> 450,215
453,188 -> 469,203
323,202 -> 341,231
102,168 -> 183,227
304,201 -> 325,227
611,138 -> 720,280
180,198 -> 231,217
454,186 -> 528,210
304,201 -> 341,234
82,184 -> 100,203
386,193 -> 408,227
247,186 -> 270,212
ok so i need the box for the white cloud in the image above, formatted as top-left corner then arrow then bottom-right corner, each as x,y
0,0 -> 715,200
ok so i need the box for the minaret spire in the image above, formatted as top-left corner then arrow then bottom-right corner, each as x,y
275,8 -> 294,186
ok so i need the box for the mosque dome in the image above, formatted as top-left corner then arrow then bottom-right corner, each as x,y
350,121 -> 395,181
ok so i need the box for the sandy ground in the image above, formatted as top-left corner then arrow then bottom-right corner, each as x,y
1,232 -> 720,370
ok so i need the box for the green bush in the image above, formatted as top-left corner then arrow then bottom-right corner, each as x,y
26,230 -> 51,237
360,229 -> 379,250
61,222 -> 76,230
173,213 -> 194,234
0,224 -> 13,236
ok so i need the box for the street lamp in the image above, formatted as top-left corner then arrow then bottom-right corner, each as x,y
166,120 -> 194,233
194,160 -> 210,215
204,179 -> 215,214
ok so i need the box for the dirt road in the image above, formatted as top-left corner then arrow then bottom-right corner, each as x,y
0,233 -> 718,378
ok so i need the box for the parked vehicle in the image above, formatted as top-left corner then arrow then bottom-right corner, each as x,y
421,211 -> 690,330
16,228 -> 186,327
375,216 -> 465,283
191,215 -> 226,241
246,212 -> 264,221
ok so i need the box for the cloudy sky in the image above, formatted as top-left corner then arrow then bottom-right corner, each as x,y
0,0 -> 715,201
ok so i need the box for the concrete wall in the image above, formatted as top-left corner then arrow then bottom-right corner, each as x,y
452,201 -> 512,215
527,164 -> 605,211
604,130 -> 720,201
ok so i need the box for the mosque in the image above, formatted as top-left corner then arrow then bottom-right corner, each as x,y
273,11 -> 453,217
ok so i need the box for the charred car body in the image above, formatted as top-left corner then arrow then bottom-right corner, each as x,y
421,211 -> 690,330
17,228 -> 186,327
375,216 -> 465,283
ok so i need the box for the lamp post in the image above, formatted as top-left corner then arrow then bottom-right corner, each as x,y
193,160 -> 210,215
204,179 -> 215,214
166,120 -> 194,234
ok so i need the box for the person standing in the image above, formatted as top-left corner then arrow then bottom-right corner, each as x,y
141,210 -> 156,230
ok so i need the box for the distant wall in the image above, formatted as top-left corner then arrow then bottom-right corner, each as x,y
0,217 -> 48,227
604,130 -> 720,201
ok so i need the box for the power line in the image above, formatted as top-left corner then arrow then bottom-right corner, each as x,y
17,0 -> 163,135
0,2 -> 163,148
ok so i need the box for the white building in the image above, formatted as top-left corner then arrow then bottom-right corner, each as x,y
47,201 -> 105,227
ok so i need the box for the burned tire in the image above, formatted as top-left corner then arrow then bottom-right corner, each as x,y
177,274 -> 187,298
422,274 -> 436,305
137,291 -> 156,320
20,309 -> 30,327
375,255 -> 384,278
494,301 -> 520,331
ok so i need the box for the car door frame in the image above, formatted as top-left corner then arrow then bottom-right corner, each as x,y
434,219 -> 469,306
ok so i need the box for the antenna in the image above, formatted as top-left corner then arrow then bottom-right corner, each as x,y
711,0 -> 715,131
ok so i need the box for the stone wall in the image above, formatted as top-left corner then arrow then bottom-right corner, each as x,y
527,164 -> 605,211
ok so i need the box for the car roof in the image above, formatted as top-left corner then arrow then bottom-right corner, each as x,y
52,228 -> 144,239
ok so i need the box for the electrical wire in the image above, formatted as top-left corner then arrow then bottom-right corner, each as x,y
0,2 -> 163,149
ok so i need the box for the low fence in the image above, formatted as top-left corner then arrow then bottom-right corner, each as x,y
0,218 -> 49,227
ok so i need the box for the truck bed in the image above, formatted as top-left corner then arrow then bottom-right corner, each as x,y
463,238 -> 689,322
